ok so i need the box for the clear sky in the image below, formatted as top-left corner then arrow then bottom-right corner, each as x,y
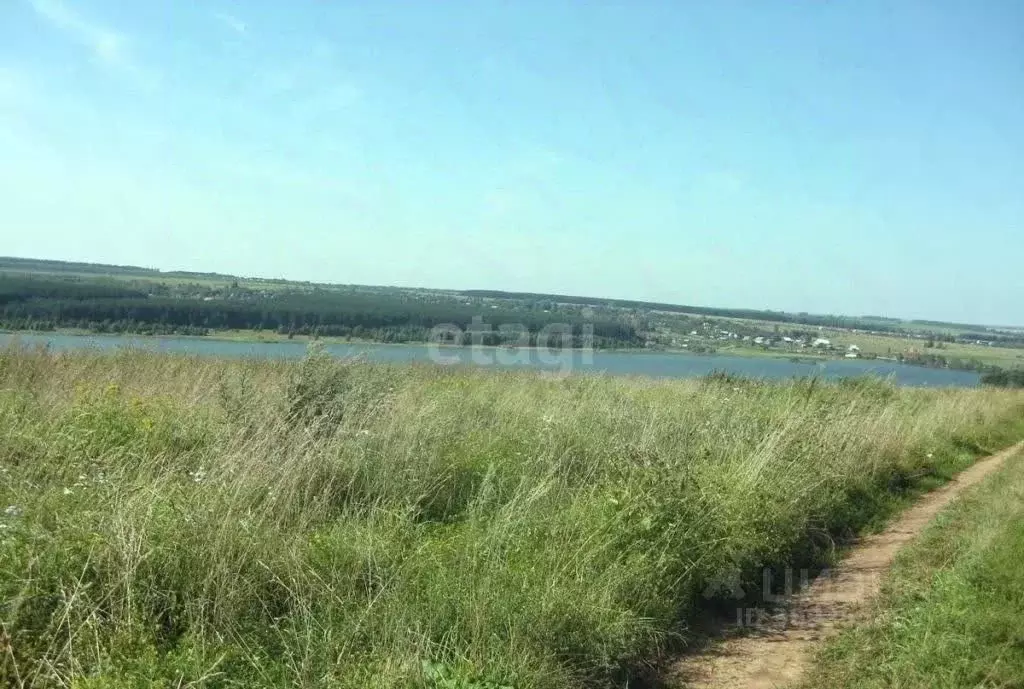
1,1 -> 1022,325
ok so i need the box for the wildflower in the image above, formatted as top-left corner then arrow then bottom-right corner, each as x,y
63,488 -> 73,496
190,469 -> 207,483
4,505 -> 22,517
926,452 -> 934,459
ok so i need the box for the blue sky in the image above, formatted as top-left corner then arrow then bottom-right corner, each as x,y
1,1 -> 1022,324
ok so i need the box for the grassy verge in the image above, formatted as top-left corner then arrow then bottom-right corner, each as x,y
1,346 -> 1023,688
801,447 -> 1024,689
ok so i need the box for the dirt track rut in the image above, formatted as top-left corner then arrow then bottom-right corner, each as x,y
669,441 -> 1024,689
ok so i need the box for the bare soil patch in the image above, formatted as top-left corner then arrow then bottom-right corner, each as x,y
669,442 -> 1024,689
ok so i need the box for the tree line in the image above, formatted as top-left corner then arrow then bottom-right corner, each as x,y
462,289 -> 914,332
980,368 -> 1024,388
0,276 -> 643,348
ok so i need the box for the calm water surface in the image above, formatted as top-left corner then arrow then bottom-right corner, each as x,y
0,332 -> 981,387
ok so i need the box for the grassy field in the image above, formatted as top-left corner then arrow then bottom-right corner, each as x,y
802,446 -> 1024,688
88,327 -> 1024,369
823,331 -> 1024,367
1,346 -> 1023,688
702,323 -> 1024,369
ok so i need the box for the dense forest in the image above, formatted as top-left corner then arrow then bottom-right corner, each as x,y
0,275 -> 642,348
3,257 -> 1022,364
462,289 -> 915,332
464,290 -> 1024,347
3,256 -> 1011,340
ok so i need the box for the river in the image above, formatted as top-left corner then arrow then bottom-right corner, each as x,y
0,332 -> 981,387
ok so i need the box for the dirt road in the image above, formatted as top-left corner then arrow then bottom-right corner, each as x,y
669,441 -> 1024,689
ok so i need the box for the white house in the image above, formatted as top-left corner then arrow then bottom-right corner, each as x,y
812,338 -> 831,348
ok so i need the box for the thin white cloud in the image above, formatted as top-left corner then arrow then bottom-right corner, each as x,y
28,0 -> 153,86
213,11 -> 247,36
29,0 -> 124,66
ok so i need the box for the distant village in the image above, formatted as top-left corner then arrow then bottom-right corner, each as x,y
659,327 -> 867,358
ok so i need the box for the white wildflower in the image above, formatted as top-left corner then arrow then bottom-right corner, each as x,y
63,488 -> 73,496
4,505 -> 22,517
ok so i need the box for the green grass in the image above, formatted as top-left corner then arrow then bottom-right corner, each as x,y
1,345 -> 1023,688
802,447 -> 1024,689
682,315 -> 1024,369
824,331 -> 1024,368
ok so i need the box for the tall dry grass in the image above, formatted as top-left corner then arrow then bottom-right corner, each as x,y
1,344 -> 1022,688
